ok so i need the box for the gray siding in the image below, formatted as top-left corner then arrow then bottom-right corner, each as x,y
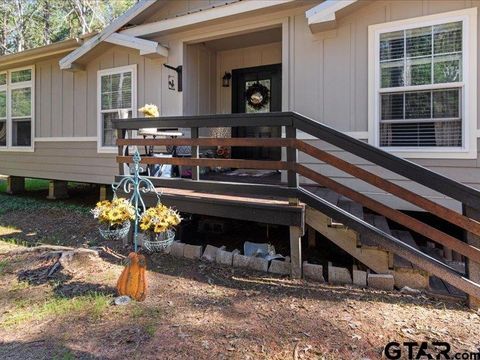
0,142 -> 116,184
287,0 -> 480,211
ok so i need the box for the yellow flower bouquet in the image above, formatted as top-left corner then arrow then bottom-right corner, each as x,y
140,204 -> 181,233
138,104 -> 159,118
92,198 -> 136,241
139,204 -> 181,252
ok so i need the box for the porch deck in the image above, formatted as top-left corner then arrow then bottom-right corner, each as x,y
117,181 -> 304,227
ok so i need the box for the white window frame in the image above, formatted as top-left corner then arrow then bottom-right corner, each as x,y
97,64 -> 137,153
368,8 -> 477,159
0,65 -> 35,152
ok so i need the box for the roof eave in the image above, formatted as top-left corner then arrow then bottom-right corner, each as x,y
0,37 -> 88,70
306,0 -> 358,33
59,0 -> 157,70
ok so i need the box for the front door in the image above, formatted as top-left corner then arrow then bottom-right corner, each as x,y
231,64 -> 282,160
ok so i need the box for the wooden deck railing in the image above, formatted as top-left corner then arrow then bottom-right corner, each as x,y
112,111 -> 480,300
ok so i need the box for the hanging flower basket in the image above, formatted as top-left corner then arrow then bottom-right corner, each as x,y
92,198 -> 136,242
139,203 -> 181,252
142,229 -> 175,252
99,221 -> 131,241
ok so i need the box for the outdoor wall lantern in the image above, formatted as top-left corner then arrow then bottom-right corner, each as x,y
222,72 -> 232,87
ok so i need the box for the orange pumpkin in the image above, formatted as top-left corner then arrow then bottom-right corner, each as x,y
117,252 -> 147,301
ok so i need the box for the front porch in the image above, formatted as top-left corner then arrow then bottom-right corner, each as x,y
112,111 -> 480,308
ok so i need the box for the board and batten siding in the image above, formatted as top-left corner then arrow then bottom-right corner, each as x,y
0,142 -> 116,184
289,0 -> 480,211
0,45 -> 166,184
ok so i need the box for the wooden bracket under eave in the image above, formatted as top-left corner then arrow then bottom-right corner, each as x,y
63,62 -> 86,72
309,20 -> 337,34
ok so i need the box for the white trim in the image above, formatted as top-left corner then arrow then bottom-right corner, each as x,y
34,137 -> 97,142
0,65 -> 35,152
121,0 -> 295,37
368,7 -> 477,159
104,33 -> 169,57
305,0 -> 357,26
59,0 -> 156,70
97,64 -> 137,153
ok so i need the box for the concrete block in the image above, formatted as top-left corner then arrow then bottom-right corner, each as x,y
394,269 -> 429,289
328,262 -> 352,284
248,257 -> 269,272
170,242 -> 185,258
183,244 -> 202,259
303,261 -> 325,282
201,245 -> 222,262
353,269 -> 367,287
216,249 -> 233,266
268,260 -> 291,275
368,273 -> 395,290
233,254 -> 250,268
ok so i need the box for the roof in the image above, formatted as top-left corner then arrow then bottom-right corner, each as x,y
59,0 -> 159,70
59,0 -> 298,70
0,34 -> 93,71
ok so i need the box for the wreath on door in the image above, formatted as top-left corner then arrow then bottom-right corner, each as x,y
245,82 -> 270,110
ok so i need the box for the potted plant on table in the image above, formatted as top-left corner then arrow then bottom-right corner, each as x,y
92,198 -> 136,241
139,203 -> 181,252
138,104 -> 160,135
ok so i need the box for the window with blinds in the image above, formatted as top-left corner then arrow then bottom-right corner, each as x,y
378,21 -> 463,148
97,65 -> 136,149
0,67 -> 34,150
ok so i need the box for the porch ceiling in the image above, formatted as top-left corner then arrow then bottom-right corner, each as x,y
203,27 -> 282,51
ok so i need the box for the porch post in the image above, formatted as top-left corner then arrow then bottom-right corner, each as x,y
290,225 -> 302,279
286,126 -> 298,188
191,127 -> 200,181
463,204 -> 480,309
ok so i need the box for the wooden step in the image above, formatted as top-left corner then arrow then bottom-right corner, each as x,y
338,198 -> 364,220
306,206 -> 390,274
361,214 -> 391,248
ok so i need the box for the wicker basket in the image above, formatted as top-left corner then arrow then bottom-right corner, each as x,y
142,229 -> 175,252
98,221 -> 131,241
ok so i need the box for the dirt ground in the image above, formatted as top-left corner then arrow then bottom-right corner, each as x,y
0,185 -> 479,359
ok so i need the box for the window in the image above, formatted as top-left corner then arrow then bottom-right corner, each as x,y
0,67 -> 34,150
368,8 -> 477,158
97,65 -> 136,151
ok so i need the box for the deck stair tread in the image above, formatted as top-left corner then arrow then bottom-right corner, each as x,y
421,246 -> 466,298
310,187 -> 341,206
361,214 -> 391,247
338,198 -> 364,220
391,230 -> 420,269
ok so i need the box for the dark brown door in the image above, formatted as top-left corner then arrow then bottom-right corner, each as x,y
231,64 -> 282,160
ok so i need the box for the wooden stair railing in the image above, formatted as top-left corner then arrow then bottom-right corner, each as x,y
112,112 -> 480,304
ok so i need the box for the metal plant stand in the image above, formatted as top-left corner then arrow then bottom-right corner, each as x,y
112,149 -> 161,252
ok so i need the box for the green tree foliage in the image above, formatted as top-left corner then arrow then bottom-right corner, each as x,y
0,0 -> 137,55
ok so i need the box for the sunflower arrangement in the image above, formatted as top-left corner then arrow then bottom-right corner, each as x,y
138,104 -> 159,118
139,204 -> 181,234
92,198 -> 136,228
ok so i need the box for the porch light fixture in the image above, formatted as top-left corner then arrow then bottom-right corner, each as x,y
222,72 -> 232,87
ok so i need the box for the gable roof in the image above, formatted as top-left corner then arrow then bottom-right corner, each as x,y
59,0 -> 158,70
59,0 -> 299,70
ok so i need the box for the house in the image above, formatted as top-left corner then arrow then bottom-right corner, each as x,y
1,0 -> 480,307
